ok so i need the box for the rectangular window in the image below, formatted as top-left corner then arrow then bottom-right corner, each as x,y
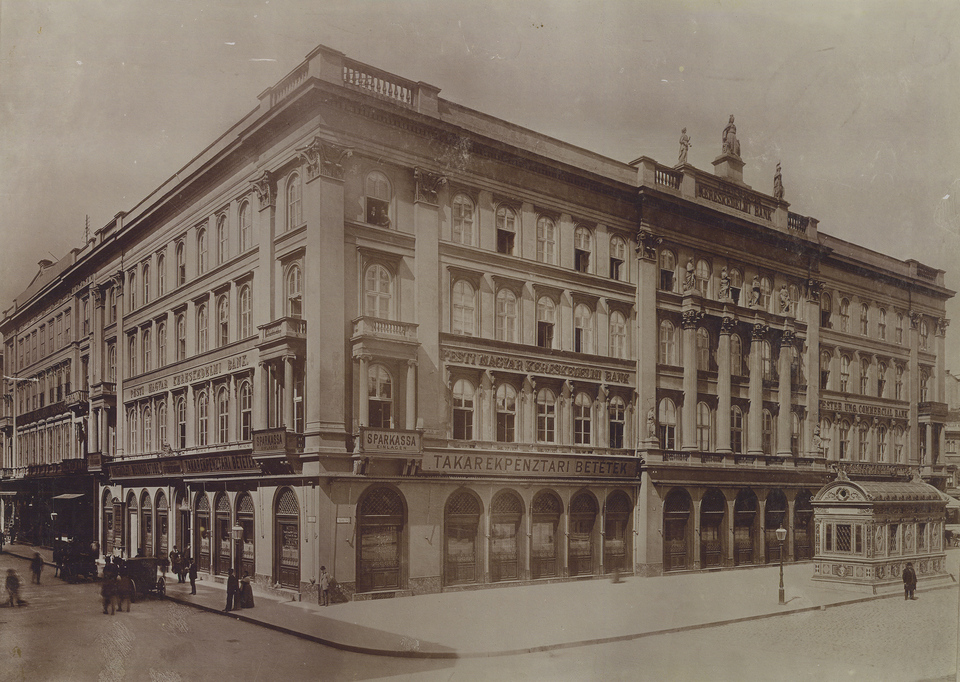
835,524 -> 851,552
575,249 -> 590,273
610,257 -> 623,281
497,229 -> 515,256
537,321 -> 554,349
889,524 -> 898,554
56,316 -> 63,348
660,269 -> 674,291
39,326 -> 45,357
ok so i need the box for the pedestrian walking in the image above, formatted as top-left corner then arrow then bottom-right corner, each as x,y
5,568 -> 23,607
318,566 -> 330,606
170,548 -> 182,582
30,552 -> 44,585
224,569 -> 239,611
101,577 -> 117,615
902,562 -> 917,600
117,573 -> 134,612
188,558 -> 197,594
240,573 -> 254,609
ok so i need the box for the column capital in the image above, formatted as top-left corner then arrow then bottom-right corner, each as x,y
780,329 -> 796,347
635,228 -> 661,261
681,309 -> 705,329
805,279 -> 825,302
909,311 -> 922,330
720,316 -> 737,335
936,317 -> 950,337
751,323 -> 769,340
296,136 -> 353,181
251,170 -> 276,208
414,167 -> 447,205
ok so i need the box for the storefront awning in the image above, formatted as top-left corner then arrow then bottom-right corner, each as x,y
52,493 -> 84,500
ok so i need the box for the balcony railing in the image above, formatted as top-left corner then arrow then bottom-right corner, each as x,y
258,317 -> 307,344
352,316 -> 419,342
90,382 -> 116,400
653,450 -> 827,469
445,440 -> 634,458
918,401 -> 948,420
654,166 -> 682,190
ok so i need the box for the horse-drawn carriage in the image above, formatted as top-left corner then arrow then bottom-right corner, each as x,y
119,557 -> 166,598
53,538 -> 99,582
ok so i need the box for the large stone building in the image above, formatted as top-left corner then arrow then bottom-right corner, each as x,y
0,44 -> 952,598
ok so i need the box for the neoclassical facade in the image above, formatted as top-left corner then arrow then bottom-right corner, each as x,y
0,44 -> 952,598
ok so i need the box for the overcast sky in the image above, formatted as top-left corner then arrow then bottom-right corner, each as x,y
1,1 -> 958,368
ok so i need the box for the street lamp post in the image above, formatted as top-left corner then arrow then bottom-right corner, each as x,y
231,523 -> 244,575
776,524 -> 787,605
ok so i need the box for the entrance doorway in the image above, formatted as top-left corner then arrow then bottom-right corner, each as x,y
700,489 -> 725,568
444,490 -> 481,586
794,491 -> 814,559
274,488 -> 300,589
568,492 -> 597,576
603,491 -> 631,574
490,491 -> 522,582
663,488 -> 691,571
764,490 -> 787,562
734,489 -> 758,565
357,486 -> 403,593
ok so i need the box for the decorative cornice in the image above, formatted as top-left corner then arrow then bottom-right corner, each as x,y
297,136 -> 353,181
251,170 -> 276,208
414,167 -> 447,205
635,228 -> 661,262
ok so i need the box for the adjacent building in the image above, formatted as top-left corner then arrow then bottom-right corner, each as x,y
0,44 -> 952,599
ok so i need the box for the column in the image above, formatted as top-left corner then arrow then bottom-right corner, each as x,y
413,168 -> 444,439
748,324 -> 766,455
283,356 -> 294,430
757,497 -> 767,563
692,492 -> 702,570
90,407 -> 100,454
925,423 -> 934,465
725,495 -> 736,567
357,356 -> 370,427
405,360 -> 417,430
908,312 -> 920,462
777,331 -> 794,457
635,230 -> 661,450
717,317 -> 734,453
258,362 -> 270,430
681,309 -> 698,451
804,281 -> 823,457
785,494 -> 796,562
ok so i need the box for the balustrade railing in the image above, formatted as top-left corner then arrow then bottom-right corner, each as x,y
270,63 -> 309,107
654,166 -> 682,190
352,316 -> 419,341
787,212 -> 807,233
342,59 -> 414,106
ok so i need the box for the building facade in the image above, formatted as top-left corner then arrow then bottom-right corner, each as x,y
0,44 -> 952,598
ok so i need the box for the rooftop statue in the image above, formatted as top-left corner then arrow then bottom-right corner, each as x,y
774,162 -> 784,200
678,128 -> 691,166
722,115 -> 741,157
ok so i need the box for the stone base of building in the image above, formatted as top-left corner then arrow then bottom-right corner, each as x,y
811,572 -> 954,595
811,558 -> 954,595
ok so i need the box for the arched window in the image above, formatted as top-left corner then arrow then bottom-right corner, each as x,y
920,320 -> 929,350
759,277 -> 772,311
286,173 -> 302,231
695,259 -> 710,297
789,284 -> 801,319
893,426 -> 905,463
574,304 -> 593,354
157,401 -> 167,450
840,355 -> 850,392
609,311 -> 626,359
196,303 -> 208,353
858,421 -> 870,461
451,280 -> 476,336
696,328 -> 711,369
127,408 -> 139,454
536,297 -> 556,349
860,303 -> 869,336
128,334 -> 137,376
730,334 -> 743,376
129,270 -> 137,311
896,313 -> 904,344
176,396 -> 187,449
895,364 -> 905,400
839,298 -> 850,332
495,205 -> 517,255
444,490 -> 482,585
819,417 -> 831,458
176,242 -> 186,286
357,487 -> 404,592
762,409 -> 773,454
569,492 -> 597,576
452,379 -> 474,440
878,308 -> 887,340
217,387 -> 229,443
176,313 -> 186,361
195,494 -> 211,571
217,295 -> 229,347
791,413 -> 801,455
574,226 -> 592,273
143,405 -> 153,453
574,392 -> 592,445
659,320 -> 678,365
609,397 -> 625,448
531,491 -> 562,579
536,216 -> 557,264
729,268 -> 743,304
239,201 -> 252,252
820,351 -> 832,389
197,228 -> 208,274
659,399 -> 677,450
696,402 -> 711,451
495,384 -> 517,442
239,381 -> 253,440
839,420 -> 851,460
157,255 -> 165,297
730,406 -> 744,454
860,357 -> 871,395
365,171 -> 391,227
760,340 -> 773,381
659,250 -> 676,291
368,365 -> 393,429
286,264 -> 302,319
537,389 -> 557,443
495,289 -> 518,343
196,391 -> 209,446
820,292 -> 832,328
109,287 -> 117,323
452,193 -> 475,245
490,490 -> 522,582
239,285 -> 252,338
609,235 -> 626,281
217,214 -> 228,264
878,425 -> 888,461
364,264 -> 393,319
142,328 -> 151,373
142,263 -> 150,305
237,492 -> 255,577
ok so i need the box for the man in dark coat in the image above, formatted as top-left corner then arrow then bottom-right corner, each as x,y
188,558 -> 197,595
30,553 -> 44,584
903,562 -> 917,600
224,569 -> 239,611
101,577 -> 117,615
117,573 -> 134,612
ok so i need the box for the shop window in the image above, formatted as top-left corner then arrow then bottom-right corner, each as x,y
490,491 -> 522,582
495,289 -> 518,343
496,384 -> 517,442
444,491 -> 481,585
451,194 -> 474,245
536,297 -> 556,349
452,380 -> 474,440
368,365 -> 393,429
536,389 -> 556,443
569,494 -> 597,576
495,206 -> 517,255
609,236 -> 626,281
574,392 -> 592,445
536,216 -> 557,265
574,226 -> 591,273
531,492 -> 562,579
451,280 -> 476,336
365,171 -> 391,227
609,397 -> 625,448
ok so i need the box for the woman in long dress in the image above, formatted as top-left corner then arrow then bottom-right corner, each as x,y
240,573 -> 255,608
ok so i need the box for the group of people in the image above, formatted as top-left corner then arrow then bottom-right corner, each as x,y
224,569 -> 255,611
100,558 -> 135,615
168,548 -> 198,593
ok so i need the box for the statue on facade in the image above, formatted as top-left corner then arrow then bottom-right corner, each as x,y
748,275 -> 761,307
678,128 -> 691,166
779,285 -> 791,314
722,115 -> 741,157
718,266 -> 730,302
682,258 -> 696,292
773,162 -> 784,200
646,407 -> 657,438
813,424 -> 824,453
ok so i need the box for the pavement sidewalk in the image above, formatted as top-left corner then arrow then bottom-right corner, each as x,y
5,541 -> 958,658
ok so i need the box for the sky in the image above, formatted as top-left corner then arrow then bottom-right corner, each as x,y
1,0 -> 959,367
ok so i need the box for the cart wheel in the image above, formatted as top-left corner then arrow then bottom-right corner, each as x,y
157,577 -> 166,597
